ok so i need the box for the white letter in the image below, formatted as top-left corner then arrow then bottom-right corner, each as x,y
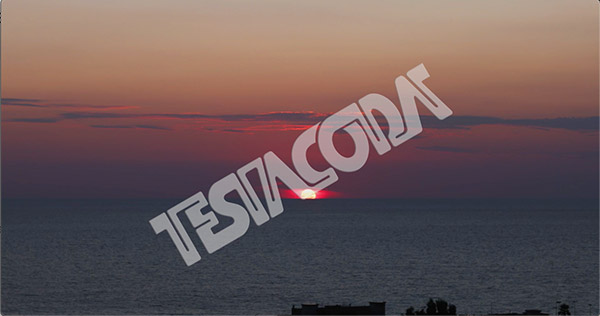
149,193 -> 205,266
406,63 -> 453,120
191,173 -> 251,253
357,93 -> 404,155
317,103 -> 370,172
236,158 -> 271,226
291,123 -> 339,190
390,64 -> 453,146
263,151 -> 313,217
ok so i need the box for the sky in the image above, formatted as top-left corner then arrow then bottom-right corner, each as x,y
1,0 -> 598,199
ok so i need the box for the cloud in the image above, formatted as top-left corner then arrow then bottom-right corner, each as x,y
58,110 -> 328,123
2,98 -> 46,107
7,117 -> 62,123
421,115 -> 599,131
4,96 -> 598,133
90,124 -> 172,130
53,111 -> 600,132
5,105 -> 598,134
416,146 -> 476,153
51,104 -> 138,110
221,128 -> 246,133
204,123 -> 315,134
2,98 -> 44,104
61,112 -> 209,120
135,124 -> 172,130
1,97 -> 138,110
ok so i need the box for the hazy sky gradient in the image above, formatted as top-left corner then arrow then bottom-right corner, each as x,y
2,0 -> 598,198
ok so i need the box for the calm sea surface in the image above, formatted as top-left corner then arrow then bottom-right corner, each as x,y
1,199 -> 598,315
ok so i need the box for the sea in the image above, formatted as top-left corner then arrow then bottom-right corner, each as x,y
1,198 -> 598,315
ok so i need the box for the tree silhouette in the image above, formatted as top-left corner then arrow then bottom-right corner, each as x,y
405,298 -> 457,315
437,299 -> 449,315
448,304 -> 456,315
426,299 -> 437,315
558,304 -> 570,315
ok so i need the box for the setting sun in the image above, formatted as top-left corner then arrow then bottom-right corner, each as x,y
300,189 -> 317,200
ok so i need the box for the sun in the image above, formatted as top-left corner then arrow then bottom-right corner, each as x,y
300,189 -> 317,200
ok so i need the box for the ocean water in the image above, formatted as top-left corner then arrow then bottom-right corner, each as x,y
1,198 -> 598,315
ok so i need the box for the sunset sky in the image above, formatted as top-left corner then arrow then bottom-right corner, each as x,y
2,0 -> 598,198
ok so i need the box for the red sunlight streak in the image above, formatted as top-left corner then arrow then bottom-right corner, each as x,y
281,189 -> 340,199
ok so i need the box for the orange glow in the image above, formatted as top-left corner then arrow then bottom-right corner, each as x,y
1,1 -> 597,199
